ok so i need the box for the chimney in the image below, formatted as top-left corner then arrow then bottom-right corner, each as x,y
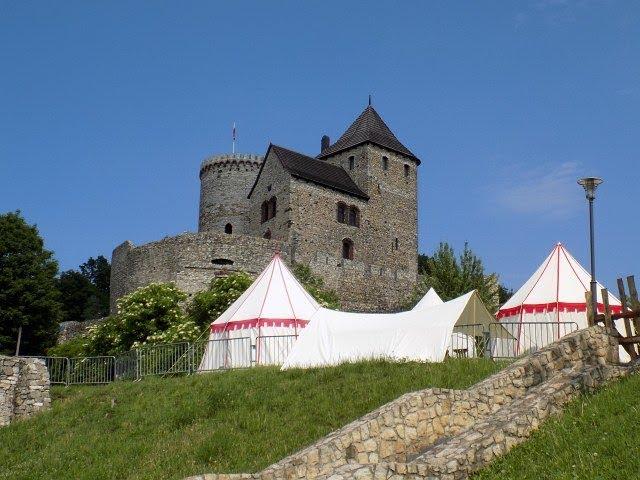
321,135 -> 330,153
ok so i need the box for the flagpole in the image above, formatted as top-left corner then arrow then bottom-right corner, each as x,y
232,122 -> 236,154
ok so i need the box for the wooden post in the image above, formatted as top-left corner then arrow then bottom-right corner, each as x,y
585,291 -> 595,326
602,288 -> 613,331
627,276 -> 640,340
617,278 -> 638,359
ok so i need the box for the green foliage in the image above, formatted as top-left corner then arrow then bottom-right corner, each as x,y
46,335 -> 88,358
414,242 -> 501,312
0,359 -> 501,480
84,283 -> 188,355
292,263 -> 340,309
474,373 -> 640,479
57,256 -> 111,322
0,211 -> 62,355
188,273 -> 254,330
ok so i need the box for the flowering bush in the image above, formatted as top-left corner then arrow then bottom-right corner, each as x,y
292,263 -> 340,309
84,283 -> 188,354
188,273 -> 254,329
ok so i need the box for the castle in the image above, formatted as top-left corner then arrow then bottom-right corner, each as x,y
109,104 -> 421,312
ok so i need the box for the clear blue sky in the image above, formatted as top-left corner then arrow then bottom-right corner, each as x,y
1,1 -> 638,291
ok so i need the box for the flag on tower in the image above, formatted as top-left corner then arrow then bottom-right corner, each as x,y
232,122 -> 236,153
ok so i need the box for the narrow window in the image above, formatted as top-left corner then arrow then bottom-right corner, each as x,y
269,197 -> 277,219
404,164 -> 410,178
261,202 -> 268,223
342,238 -> 354,260
382,156 -> 389,171
394,238 -> 399,250
348,206 -> 359,227
224,223 -> 232,234
348,156 -> 355,170
337,202 -> 346,223
263,229 -> 272,240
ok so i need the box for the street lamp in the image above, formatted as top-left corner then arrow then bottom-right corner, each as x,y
577,177 -> 603,319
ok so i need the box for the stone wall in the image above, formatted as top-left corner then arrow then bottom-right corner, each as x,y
0,356 -> 51,427
199,154 -> 264,234
110,232 -> 289,313
58,317 -> 107,343
185,326 -> 632,480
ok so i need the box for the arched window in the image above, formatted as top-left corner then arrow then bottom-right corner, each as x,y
348,206 -> 360,227
224,223 -> 232,234
342,238 -> 354,260
269,197 -> 277,219
382,156 -> 389,171
348,156 -> 355,170
336,202 -> 346,223
261,201 -> 268,223
263,229 -> 271,240
404,164 -> 410,178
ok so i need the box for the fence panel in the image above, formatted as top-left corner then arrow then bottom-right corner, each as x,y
449,324 -> 489,359
114,351 -> 138,381
68,356 -> 115,384
194,337 -> 252,372
136,342 -> 191,378
489,321 -> 579,359
19,356 -> 70,385
255,335 -> 298,365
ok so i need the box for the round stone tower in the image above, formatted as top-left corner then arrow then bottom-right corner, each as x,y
198,153 -> 264,234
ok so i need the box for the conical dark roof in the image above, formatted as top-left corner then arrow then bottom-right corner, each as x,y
318,106 -> 419,164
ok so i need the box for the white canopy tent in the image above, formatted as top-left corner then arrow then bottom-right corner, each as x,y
199,254 -> 320,370
282,290 -> 502,369
496,243 -> 623,357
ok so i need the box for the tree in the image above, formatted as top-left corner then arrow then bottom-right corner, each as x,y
414,242 -> 501,313
0,211 -> 62,355
57,256 -> 111,322
79,256 -> 110,315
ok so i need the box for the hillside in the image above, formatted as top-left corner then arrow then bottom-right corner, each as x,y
0,359 -> 501,480
474,371 -> 640,480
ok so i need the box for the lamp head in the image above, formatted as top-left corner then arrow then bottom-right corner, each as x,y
578,177 -> 603,200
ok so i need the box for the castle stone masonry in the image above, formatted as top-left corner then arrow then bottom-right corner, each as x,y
110,105 -> 421,312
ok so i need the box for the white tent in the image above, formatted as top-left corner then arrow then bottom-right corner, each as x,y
413,287 -> 444,309
413,288 -> 482,358
199,254 -> 320,370
496,243 -> 623,357
282,290 -> 500,369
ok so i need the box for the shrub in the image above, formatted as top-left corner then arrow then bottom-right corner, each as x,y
46,335 -> 89,358
188,273 -> 254,330
292,263 -> 340,309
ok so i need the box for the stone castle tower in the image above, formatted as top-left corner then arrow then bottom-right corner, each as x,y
198,153 -> 263,234
110,104 -> 420,312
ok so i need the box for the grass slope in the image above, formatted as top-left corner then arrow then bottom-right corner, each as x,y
474,372 -> 640,480
0,359 -> 500,480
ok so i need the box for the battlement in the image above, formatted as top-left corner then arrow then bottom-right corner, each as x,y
199,153 -> 263,178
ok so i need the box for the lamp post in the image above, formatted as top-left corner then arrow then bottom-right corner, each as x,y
578,177 -> 603,319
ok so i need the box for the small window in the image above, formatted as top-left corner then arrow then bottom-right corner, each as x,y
342,238 -> 354,260
224,223 -> 232,234
394,238 -> 399,250
348,156 -> 355,170
382,156 -> 389,171
263,229 -> 272,240
337,202 -> 346,223
348,206 -> 359,227
261,202 -> 268,223
269,197 -> 277,219
404,164 -> 410,178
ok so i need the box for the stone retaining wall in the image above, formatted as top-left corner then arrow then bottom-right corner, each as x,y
186,326 -> 631,480
0,356 -> 51,427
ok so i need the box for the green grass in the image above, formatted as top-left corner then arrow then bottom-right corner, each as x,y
0,359 -> 500,480
474,372 -> 640,480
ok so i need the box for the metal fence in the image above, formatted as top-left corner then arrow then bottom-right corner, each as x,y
255,334 -> 298,366
489,321 -> 580,359
22,322 -> 582,386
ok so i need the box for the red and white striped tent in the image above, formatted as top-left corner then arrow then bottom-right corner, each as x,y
496,243 -> 622,355
199,254 -> 320,370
